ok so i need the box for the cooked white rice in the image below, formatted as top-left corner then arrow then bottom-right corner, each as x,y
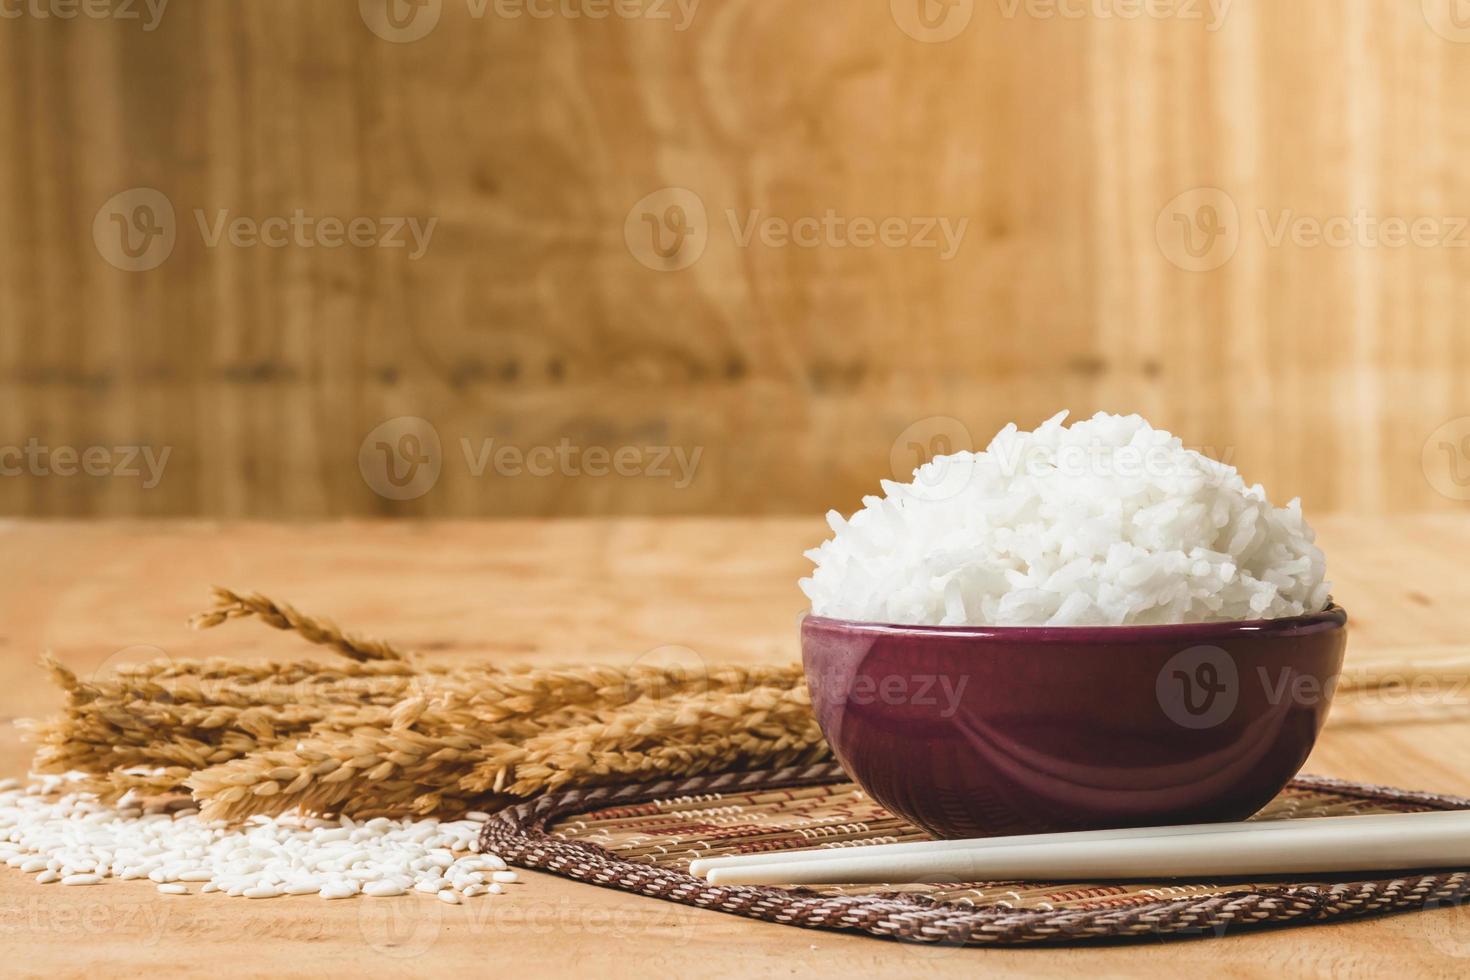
800,412 -> 1330,627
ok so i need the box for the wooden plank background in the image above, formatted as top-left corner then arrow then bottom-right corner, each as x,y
2,0 -> 1469,518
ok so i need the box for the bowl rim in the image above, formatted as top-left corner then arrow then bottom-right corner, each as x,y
802,603 -> 1347,643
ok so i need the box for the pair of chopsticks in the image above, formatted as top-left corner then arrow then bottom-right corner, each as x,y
691,810 -> 1470,885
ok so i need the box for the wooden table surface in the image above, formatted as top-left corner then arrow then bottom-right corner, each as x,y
2,517 -> 1470,977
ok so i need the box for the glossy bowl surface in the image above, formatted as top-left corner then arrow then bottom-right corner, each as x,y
801,606 -> 1347,839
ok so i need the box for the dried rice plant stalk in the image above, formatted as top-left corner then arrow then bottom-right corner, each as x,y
186,717 -> 559,820
107,656 -> 429,682
183,662 -> 812,820
475,684 -> 826,797
190,586 -> 409,662
28,654 -> 416,787
28,588 -> 825,821
27,700 -> 396,779
57,671 -> 417,711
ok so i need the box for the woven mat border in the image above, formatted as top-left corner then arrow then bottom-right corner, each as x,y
479,763 -> 1470,946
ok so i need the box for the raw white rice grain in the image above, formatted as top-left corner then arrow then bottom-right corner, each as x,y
0,777 -> 519,904
362,881 -> 406,898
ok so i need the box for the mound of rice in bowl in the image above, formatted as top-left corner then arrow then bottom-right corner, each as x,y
800,412 -> 1330,627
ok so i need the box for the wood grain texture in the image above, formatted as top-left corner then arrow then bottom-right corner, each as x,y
2,1 -> 1470,518
2,516 -> 1470,976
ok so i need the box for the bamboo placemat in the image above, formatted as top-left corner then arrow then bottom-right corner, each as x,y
479,762 -> 1470,946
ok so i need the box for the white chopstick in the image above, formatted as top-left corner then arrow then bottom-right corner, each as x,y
689,810 -> 1433,877
701,809 -> 1470,886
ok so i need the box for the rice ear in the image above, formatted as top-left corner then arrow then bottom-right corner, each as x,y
189,587 -> 410,663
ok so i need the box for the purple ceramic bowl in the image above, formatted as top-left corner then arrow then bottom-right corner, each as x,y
802,606 -> 1347,839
